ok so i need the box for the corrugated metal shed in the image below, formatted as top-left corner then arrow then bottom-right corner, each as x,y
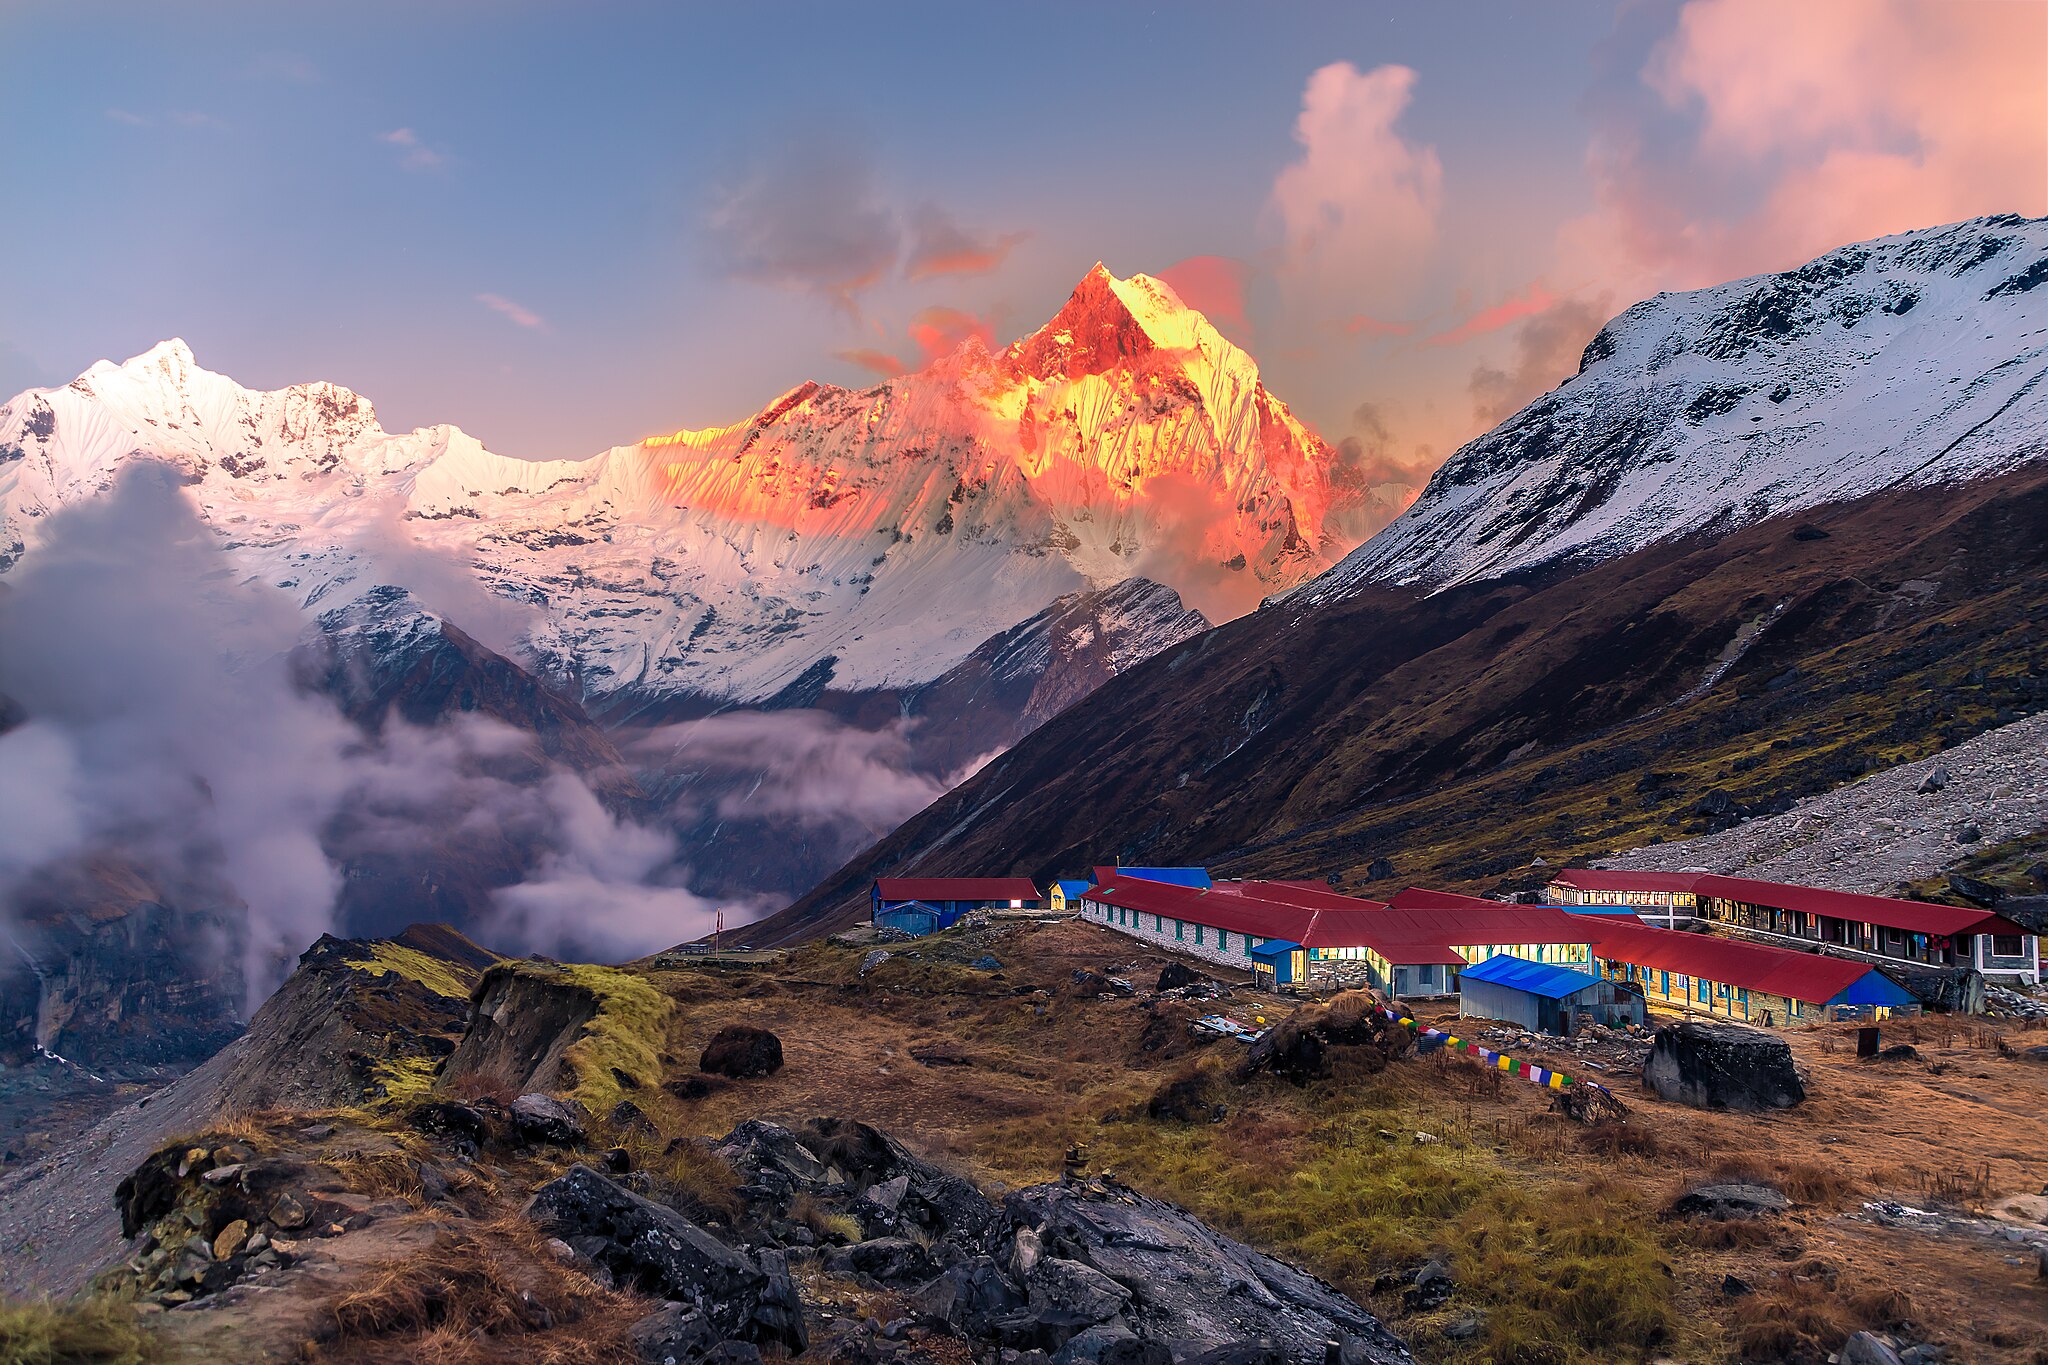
1458,954 -> 1604,999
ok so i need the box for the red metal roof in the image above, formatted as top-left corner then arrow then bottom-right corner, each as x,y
1085,880 -> 1589,964
1690,875 -> 2027,938
874,877 -> 1041,903
1586,919 -> 1880,1004
1547,869 -> 1705,894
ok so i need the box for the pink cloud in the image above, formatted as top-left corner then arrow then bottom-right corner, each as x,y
904,204 -> 1028,281
1156,256 -> 1250,331
1425,282 -> 1558,348
1267,63 -> 1443,316
834,347 -> 907,379
907,306 -> 995,365
1566,0 -> 2048,294
1337,314 -> 1415,339
379,127 -> 449,172
475,293 -> 546,331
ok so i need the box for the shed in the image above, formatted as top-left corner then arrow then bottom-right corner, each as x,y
1048,879 -> 1093,914
871,877 -> 1042,936
1457,954 -> 1643,1035
1248,938 -> 1304,988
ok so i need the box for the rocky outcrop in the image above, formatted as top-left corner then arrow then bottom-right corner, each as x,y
526,1164 -> 806,1353
1237,992 -> 1412,1086
1642,1019 -> 1805,1111
438,963 -> 600,1096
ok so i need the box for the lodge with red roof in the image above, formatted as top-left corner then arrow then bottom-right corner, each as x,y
1545,869 -> 2040,986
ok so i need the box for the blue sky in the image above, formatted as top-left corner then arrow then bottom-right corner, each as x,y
4,1 -> 2041,482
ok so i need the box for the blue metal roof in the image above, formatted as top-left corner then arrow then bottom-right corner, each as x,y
1116,867 -> 1213,889
1055,880 -> 1092,897
1555,904 -> 1644,917
1827,971 -> 1918,1007
1248,938 -> 1301,960
1458,953 -> 1603,999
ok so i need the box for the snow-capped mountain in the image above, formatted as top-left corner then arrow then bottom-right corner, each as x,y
0,265 -> 1343,711
1308,214 -> 2048,600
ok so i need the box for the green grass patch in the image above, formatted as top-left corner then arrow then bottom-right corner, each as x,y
0,1293 -> 159,1365
348,940 -> 482,1001
976,1068 -> 1675,1365
500,961 -> 674,1118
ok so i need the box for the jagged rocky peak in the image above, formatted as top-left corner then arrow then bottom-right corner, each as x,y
1311,213 -> 2048,599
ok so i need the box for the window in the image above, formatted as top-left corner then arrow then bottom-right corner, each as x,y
1154,914 -> 1163,932
1218,931 -> 1229,952
1992,934 -> 2024,958
1175,920 -> 1184,941
1195,925 -> 1204,945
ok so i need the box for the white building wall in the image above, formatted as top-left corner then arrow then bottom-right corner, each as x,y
1078,897 -> 1264,971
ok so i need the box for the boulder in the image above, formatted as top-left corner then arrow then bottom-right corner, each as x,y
909,1254 -> 1027,1337
1157,963 -> 1202,992
1026,1255 -> 1132,1325
1668,1183 -> 1789,1220
1916,767 -> 1950,794
631,1303 -> 719,1365
407,1099 -> 492,1148
1183,1348 -> 1290,1365
824,1237 -> 939,1285
1053,1325 -> 1171,1365
1841,1332 -> 1906,1365
1005,1179 -> 1411,1364
527,1165 -> 805,1353
1642,1019 -> 1804,1111
700,1026 -> 785,1079
438,963 -> 600,1096
511,1092 -> 588,1145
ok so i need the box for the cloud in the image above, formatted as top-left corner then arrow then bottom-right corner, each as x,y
705,136 -> 901,314
475,292 -> 547,331
1267,62 -> 1444,315
904,204 -> 1028,280
104,107 -> 149,127
169,110 -> 227,130
907,306 -> 995,365
379,127 -> 449,172
1467,296 -> 1611,428
1336,313 -> 1416,339
1156,256 -> 1250,331
1425,282 -> 1559,348
834,347 -> 908,379
1566,0 -> 2048,295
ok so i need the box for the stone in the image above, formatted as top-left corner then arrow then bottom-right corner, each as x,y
824,1237 -> 939,1285
1916,767 -> 1949,794
511,1092 -> 588,1146
1945,873 -> 2003,907
1402,1259 -> 1454,1311
1441,1317 -> 1486,1342
200,1163 -> 243,1185
1870,1044 -> 1920,1063
528,1164 -> 806,1353
407,1100 -> 491,1148
1720,1274 -> 1753,1296
268,1193 -> 309,1231
1157,963 -> 1202,992
1668,1184 -> 1789,1220
867,1174 -> 910,1211
1841,1332 -> 1906,1365
297,1123 -> 335,1140
1052,1326 -> 1169,1365
700,1026 -> 785,1079
972,955 -> 1005,971
909,1255 -> 1027,1338
861,950 -> 893,976
211,1219 -> 251,1260
1956,824 -> 1982,845
1026,1256 -> 1131,1325
1365,857 -> 1396,881
1642,1019 -> 1805,1111
632,1303 -> 720,1365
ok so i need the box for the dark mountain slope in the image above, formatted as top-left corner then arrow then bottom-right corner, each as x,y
751,465 -> 2048,941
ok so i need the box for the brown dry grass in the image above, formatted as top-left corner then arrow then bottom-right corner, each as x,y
304,1219 -> 638,1364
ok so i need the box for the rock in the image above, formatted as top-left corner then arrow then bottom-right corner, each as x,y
297,1123 -> 335,1140
528,1165 -> 805,1352
613,1099 -> 661,1136
116,1146 -> 189,1238
1365,857 -> 1396,881
1026,1256 -> 1131,1325
511,1092 -> 589,1146
268,1193 -> 310,1231
867,1175 -> 910,1211
1157,963 -> 1202,992
700,1026 -> 785,1079
1694,790 -> 1737,817
1402,1259 -> 1454,1311
910,1254 -> 1027,1337
1916,767 -> 1950,794
1440,1317 -> 1485,1342
1841,1332 -> 1906,1365
825,1237 -> 940,1285
1052,1325 -> 1170,1365
667,1075 -> 718,1102
200,1163 -> 243,1185
211,1219 -> 250,1261
1945,873 -> 2004,906
1642,1019 -> 1805,1111
860,950 -> 893,976
1720,1274 -> 1754,1297
1870,1044 -> 1920,1063
408,1099 -> 492,1148
1004,1179 -> 1410,1364
1667,1184 -> 1789,1220
632,1303 -> 721,1365
1956,823 -> 1982,845
972,955 -> 1005,971
605,1147 -> 634,1174
911,1045 -> 972,1068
